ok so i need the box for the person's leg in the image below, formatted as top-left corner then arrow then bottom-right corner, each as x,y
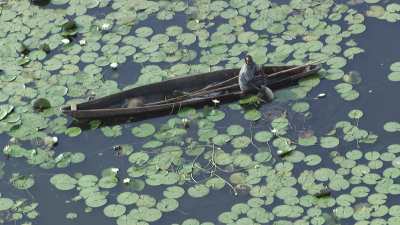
259,85 -> 274,102
248,80 -> 274,102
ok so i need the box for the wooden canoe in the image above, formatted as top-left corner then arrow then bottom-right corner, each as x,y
61,64 -> 321,120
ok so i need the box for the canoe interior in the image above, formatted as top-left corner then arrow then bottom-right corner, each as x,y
69,65 -> 317,111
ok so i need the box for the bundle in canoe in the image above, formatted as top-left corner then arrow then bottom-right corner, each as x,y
62,64 -> 321,120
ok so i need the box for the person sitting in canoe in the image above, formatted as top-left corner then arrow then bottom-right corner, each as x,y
239,55 -> 274,101
239,55 -> 257,93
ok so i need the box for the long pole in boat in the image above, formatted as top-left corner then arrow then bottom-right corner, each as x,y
146,57 -> 331,106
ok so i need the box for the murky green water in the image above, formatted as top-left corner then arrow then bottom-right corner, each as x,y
1,0 -> 400,225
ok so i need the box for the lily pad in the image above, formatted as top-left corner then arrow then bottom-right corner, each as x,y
117,192 -> 139,205
320,136 -> 340,149
292,102 -> 310,113
0,104 -> 14,121
103,204 -> 126,218
65,127 -> 82,137
254,131 -> 273,143
244,109 -> 262,121
188,184 -> 210,198
163,186 -> 185,199
348,109 -> 363,119
384,122 -> 400,132
131,123 -> 156,138
226,125 -> 245,136
0,198 -> 14,211
85,192 -> 107,208
10,174 -> 34,190
50,173 -> 77,190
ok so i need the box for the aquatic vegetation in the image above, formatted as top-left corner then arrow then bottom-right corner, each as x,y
366,2 -> 400,22
3,144 -> 85,169
0,0 -> 400,224
388,62 -> 400,81
0,194 -> 39,224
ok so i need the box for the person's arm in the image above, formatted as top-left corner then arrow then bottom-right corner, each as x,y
238,64 -> 247,80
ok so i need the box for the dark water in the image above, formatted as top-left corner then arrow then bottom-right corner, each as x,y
2,1 -> 400,225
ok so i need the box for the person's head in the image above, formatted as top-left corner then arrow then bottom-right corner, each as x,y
245,55 -> 253,65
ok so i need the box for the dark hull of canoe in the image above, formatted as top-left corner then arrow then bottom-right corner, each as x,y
62,65 -> 321,120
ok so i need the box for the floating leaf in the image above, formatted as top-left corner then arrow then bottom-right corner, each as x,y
10,174 -> 34,190
50,174 -> 77,191
65,127 -> 82,137
138,207 -> 162,222
206,109 -> 225,121
298,136 -> 317,146
244,109 -> 262,121
343,71 -> 362,84
0,198 -> 14,211
320,136 -> 340,148
98,175 -> 118,189
348,109 -> 363,119
254,131 -> 273,143
78,175 -> 98,188
388,72 -> 400,81
292,102 -> 310,113
384,122 -> 400,132
101,125 -> 122,137
66,212 -> 78,220
0,104 -> 14,121
61,20 -> 78,37
163,186 -> 185,199
103,204 -> 126,218
188,184 -> 210,198
231,136 -> 251,149
226,125 -> 244,136
212,134 -> 232,146
131,123 -> 156,138
85,192 -> 107,208
117,192 -> 139,205
156,198 -> 179,212
33,98 -> 51,112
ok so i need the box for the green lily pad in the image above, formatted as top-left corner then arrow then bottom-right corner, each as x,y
384,122 -> 400,132
101,125 -> 122,137
0,198 -> 14,211
50,173 -> 77,190
65,127 -> 82,137
320,136 -> 340,149
33,98 -> 52,112
117,192 -> 139,205
78,175 -> 98,188
10,174 -> 34,190
188,184 -> 210,198
298,136 -> 317,146
98,175 -> 118,189
348,109 -> 363,119
0,104 -> 14,121
85,192 -> 107,208
254,131 -> 273,143
244,109 -> 262,121
163,186 -> 185,199
212,134 -> 232,146
103,204 -> 126,218
231,136 -> 251,149
131,123 -> 156,138
292,102 -> 310,113
343,71 -> 362,84
156,198 -> 179,212
206,109 -> 225,121
226,125 -> 245,136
